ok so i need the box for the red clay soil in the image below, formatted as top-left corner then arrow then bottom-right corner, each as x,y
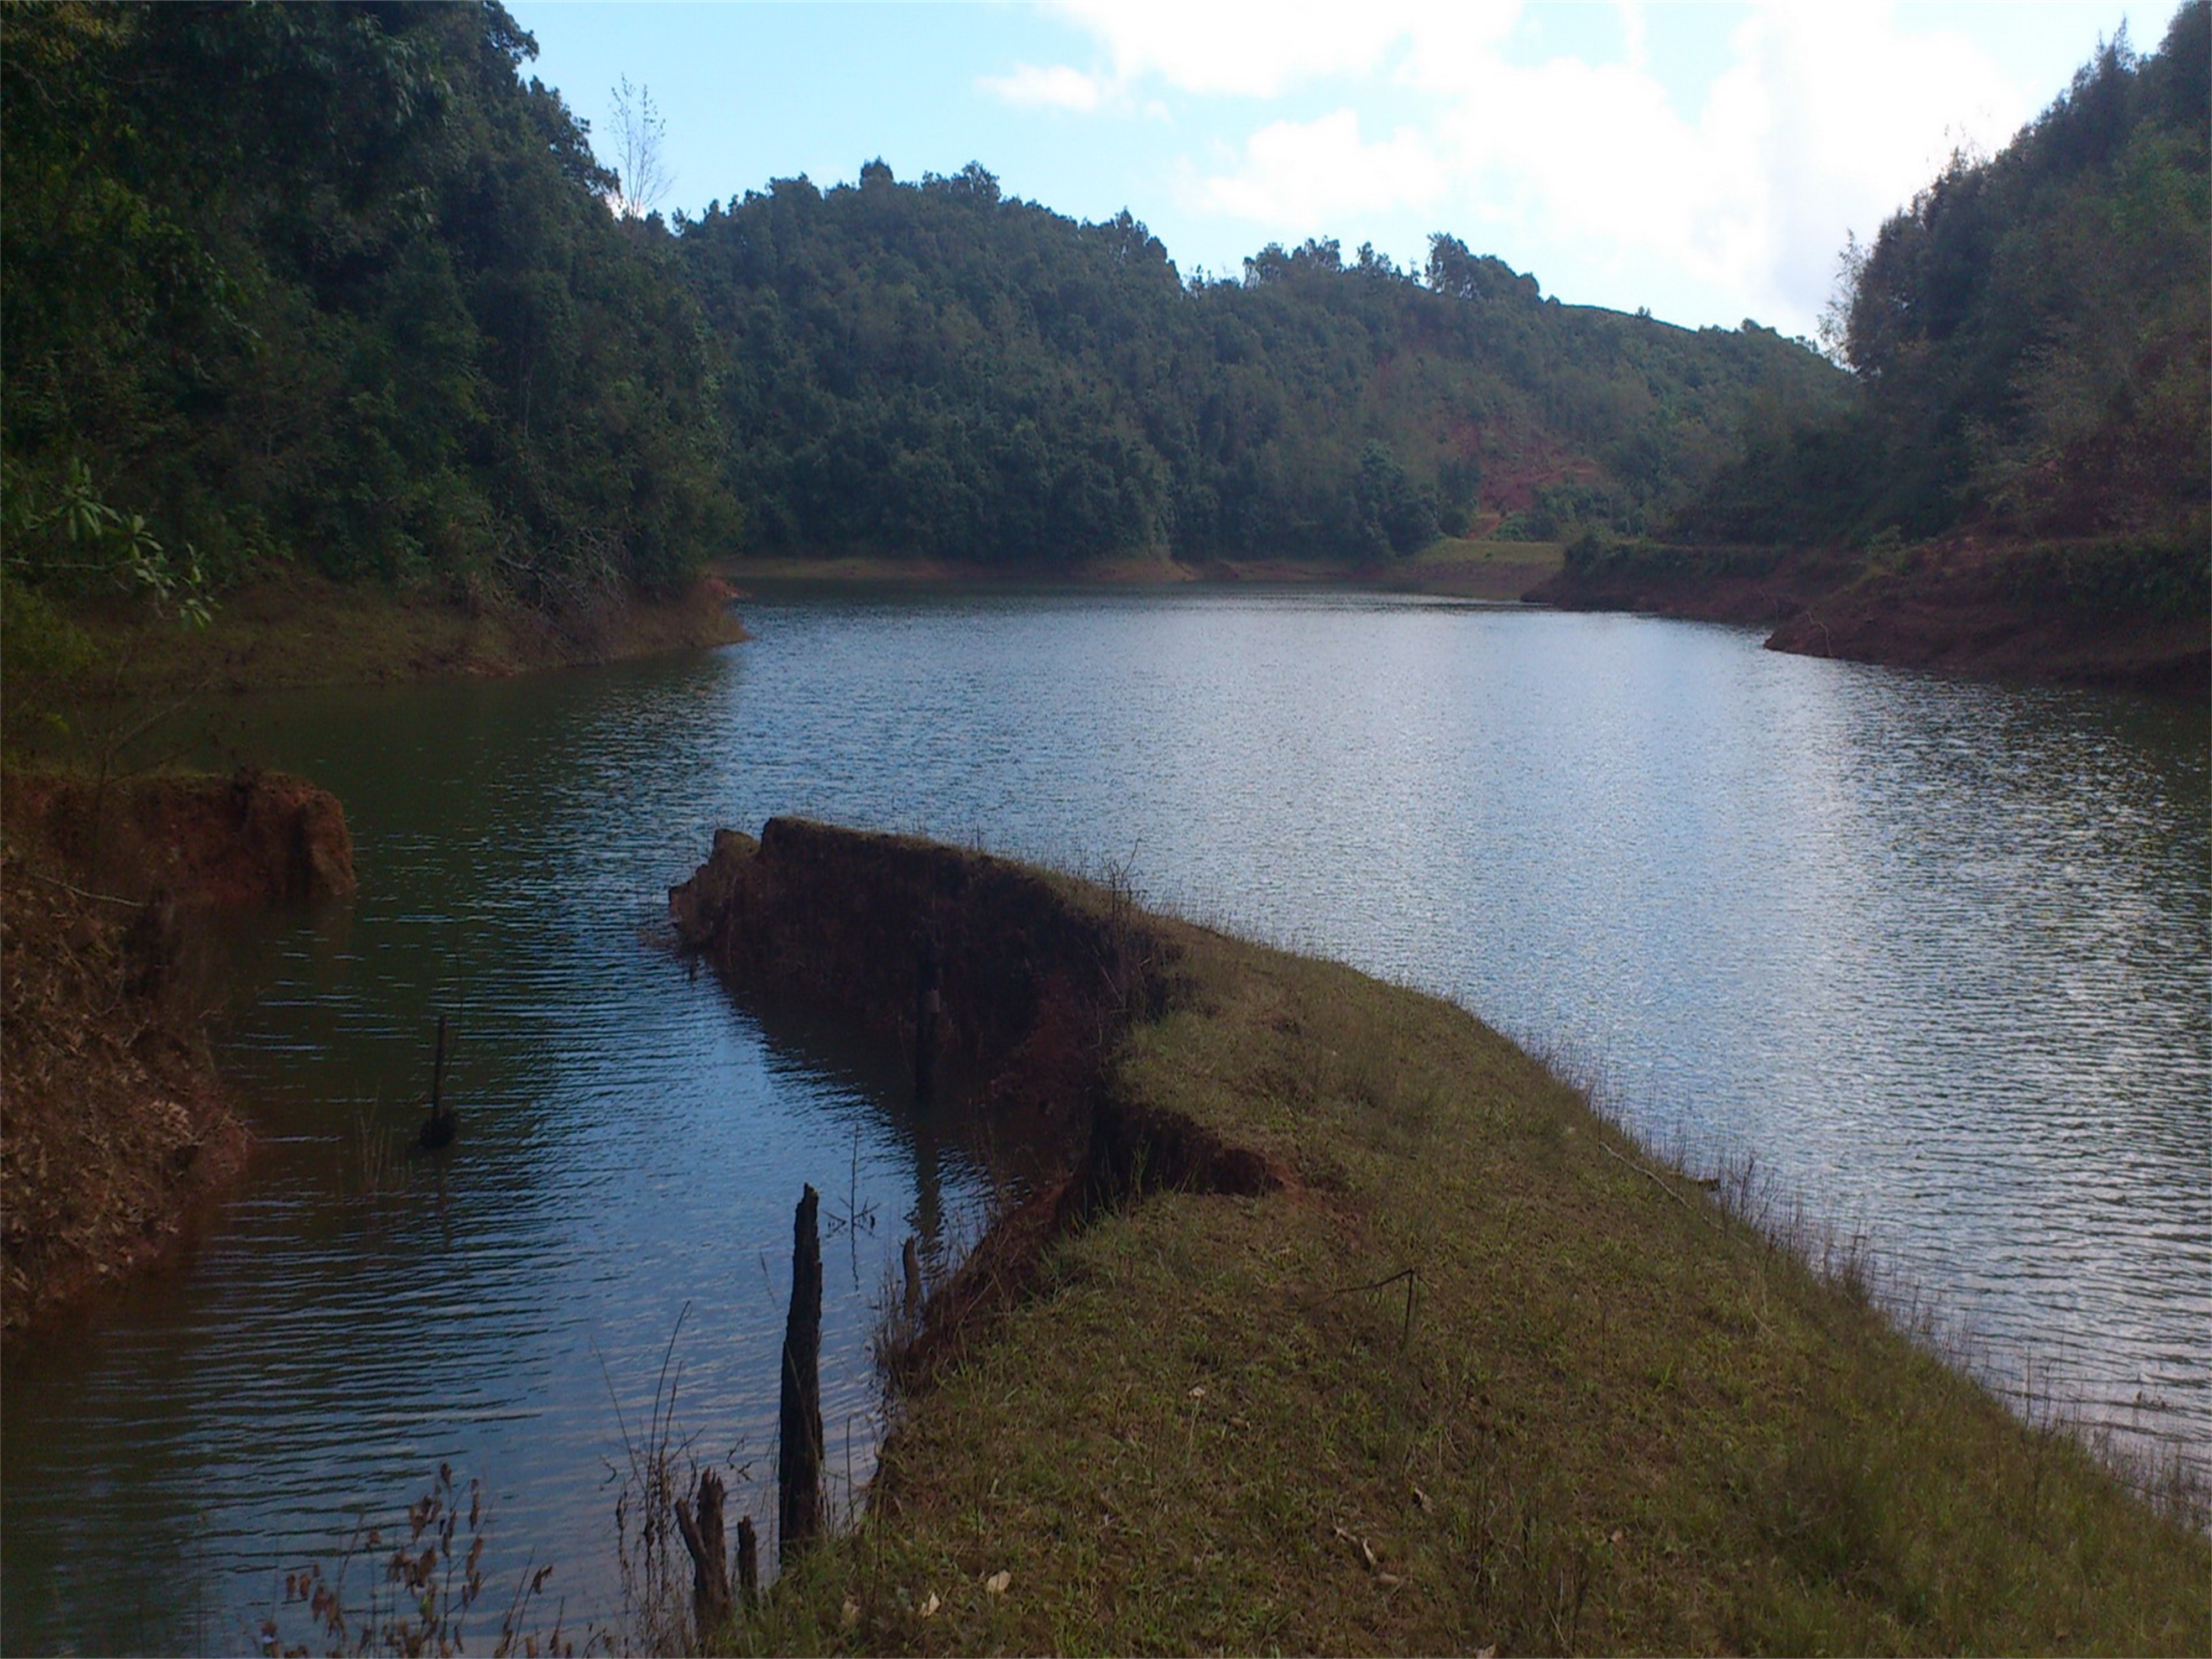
1527,540 -> 2209,697
1,769 -> 356,1330
1761,546 -> 2210,697
1524,545 -> 1851,630
669,820 -> 1287,1383
8,767 -> 357,907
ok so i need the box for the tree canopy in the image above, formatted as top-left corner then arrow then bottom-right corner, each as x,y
679,180 -> 1846,566
2,0 -> 730,604
1678,0 -> 2208,549
3,0 -> 1860,601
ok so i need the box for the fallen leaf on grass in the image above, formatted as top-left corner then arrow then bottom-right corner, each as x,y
920,1592 -> 941,1618
985,1570 -> 1012,1595
841,1598 -> 859,1630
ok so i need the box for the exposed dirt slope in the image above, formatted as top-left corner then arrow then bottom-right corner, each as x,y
1,769 -> 355,1328
1528,540 -> 2208,696
57,571 -> 749,700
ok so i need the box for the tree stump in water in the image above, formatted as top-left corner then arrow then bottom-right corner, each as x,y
418,1014 -> 457,1152
778,1184 -> 825,1561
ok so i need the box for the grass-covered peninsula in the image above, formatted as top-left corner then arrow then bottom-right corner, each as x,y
670,822 -> 2209,1657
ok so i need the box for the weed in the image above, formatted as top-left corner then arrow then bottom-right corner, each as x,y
352,1102 -> 409,1206
602,1306 -> 709,1654
264,1464 -> 571,1658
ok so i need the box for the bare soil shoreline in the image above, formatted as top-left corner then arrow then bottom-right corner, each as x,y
0,770 -> 356,1330
1527,538 -> 2209,698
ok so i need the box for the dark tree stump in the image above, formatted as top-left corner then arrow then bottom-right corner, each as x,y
736,1515 -> 759,1606
418,1014 -> 457,1152
778,1184 -> 825,1560
674,1468 -> 732,1637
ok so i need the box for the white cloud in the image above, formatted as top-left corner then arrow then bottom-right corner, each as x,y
1190,108 -> 1448,222
978,61 -> 1112,111
1026,0 -> 2069,332
1044,0 -> 1512,98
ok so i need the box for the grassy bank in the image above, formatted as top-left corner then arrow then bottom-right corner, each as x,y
672,825 -> 2208,1656
727,539 -> 1564,602
13,570 -> 750,708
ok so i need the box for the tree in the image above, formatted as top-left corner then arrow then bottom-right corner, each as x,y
607,76 -> 674,220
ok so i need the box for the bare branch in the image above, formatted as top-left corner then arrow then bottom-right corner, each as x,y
607,76 -> 674,219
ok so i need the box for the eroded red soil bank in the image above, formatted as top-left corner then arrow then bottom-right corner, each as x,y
669,820 -> 1282,1376
1527,540 -> 2209,697
1,770 -> 356,1329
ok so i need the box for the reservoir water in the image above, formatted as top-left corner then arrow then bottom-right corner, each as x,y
4,589 -> 2206,1652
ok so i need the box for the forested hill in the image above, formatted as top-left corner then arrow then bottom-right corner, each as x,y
2,0 -> 1846,616
679,175 -> 1845,565
1674,0 -> 2208,552
2,2 -> 730,611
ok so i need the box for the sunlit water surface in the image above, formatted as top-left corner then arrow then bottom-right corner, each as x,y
4,589 -> 2205,1652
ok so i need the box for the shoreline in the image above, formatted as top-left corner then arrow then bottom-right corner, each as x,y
1527,537 -> 2210,698
0,769 -> 357,1331
723,536 -> 1567,605
0,567 -> 744,1330
45,570 -> 752,702
671,821 -> 2209,1655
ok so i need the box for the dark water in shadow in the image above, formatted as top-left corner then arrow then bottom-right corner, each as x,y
4,589 -> 2206,1651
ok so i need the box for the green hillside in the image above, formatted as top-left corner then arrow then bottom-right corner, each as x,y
680,177 -> 1846,566
2,1 -> 730,607
1,0 -> 1851,639
1677,0 -> 2208,551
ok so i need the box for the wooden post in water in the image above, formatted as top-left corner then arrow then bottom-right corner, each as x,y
418,1014 -> 457,1152
735,1514 -> 760,1607
674,1469 -> 733,1637
902,1235 -> 924,1318
778,1184 -> 825,1561
432,1014 -> 447,1110
914,937 -> 942,1107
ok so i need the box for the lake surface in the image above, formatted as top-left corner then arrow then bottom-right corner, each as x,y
4,589 -> 2206,1652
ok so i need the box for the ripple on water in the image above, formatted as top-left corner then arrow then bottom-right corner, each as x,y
2,593 -> 2204,1653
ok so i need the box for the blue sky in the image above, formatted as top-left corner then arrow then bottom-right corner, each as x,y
507,2 -> 2182,340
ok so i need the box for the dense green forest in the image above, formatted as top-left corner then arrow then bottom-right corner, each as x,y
0,0 -> 1854,617
2,1 -> 728,617
679,175 -> 1844,565
1674,0 -> 2208,556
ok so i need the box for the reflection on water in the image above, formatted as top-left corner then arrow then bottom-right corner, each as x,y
3,589 -> 2206,1653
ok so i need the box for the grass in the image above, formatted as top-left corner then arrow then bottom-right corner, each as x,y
717,902 -> 2209,1655
720,542 -> 1566,602
24,567 -> 749,704
1391,535 -> 1567,596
